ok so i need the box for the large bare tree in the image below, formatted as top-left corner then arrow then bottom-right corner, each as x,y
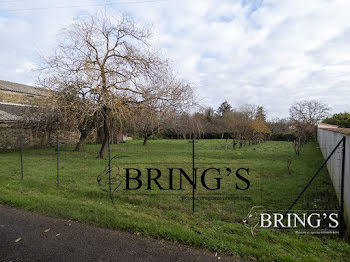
289,100 -> 330,126
40,13 -> 177,158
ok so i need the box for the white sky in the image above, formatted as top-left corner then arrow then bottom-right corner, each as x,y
1,0 -> 350,118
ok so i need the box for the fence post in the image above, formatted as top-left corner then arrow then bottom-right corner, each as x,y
56,135 -> 59,187
192,138 -> 195,213
340,136 -> 346,235
20,133 -> 23,180
108,138 -> 112,202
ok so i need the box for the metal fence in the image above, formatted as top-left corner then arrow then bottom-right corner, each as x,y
1,135 -> 344,234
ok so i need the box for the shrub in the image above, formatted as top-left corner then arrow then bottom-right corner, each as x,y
323,112 -> 350,128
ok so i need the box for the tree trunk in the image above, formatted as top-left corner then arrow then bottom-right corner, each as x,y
74,129 -> 88,151
98,108 -> 110,158
143,136 -> 149,146
74,113 -> 96,152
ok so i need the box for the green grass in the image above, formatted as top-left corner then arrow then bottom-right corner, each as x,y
0,140 -> 349,261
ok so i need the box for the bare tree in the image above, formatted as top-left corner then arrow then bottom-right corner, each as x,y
40,13 -> 174,158
290,100 -> 330,126
173,112 -> 191,139
132,76 -> 193,145
239,104 -> 258,120
223,111 -> 250,147
289,100 -> 330,154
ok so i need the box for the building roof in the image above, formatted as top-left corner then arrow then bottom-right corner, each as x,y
0,102 -> 29,122
0,79 -> 46,96
0,109 -> 19,122
0,80 -> 48,123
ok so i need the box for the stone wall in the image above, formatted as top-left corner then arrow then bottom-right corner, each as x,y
0,122 -> 81,149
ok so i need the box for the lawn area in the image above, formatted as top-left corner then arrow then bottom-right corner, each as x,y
0,140 -> 349,261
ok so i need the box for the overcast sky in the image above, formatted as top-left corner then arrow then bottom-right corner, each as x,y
1,0 -> 349,118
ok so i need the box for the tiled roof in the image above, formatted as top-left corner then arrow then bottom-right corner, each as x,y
0,102 -> 30,122
0,80 -> 46,96
0,109 -> 19,122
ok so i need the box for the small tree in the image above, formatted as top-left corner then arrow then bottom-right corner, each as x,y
173,113 -> 191,139
239,104 -> 258,120
250,118 -> 271,143
131,75 -> 193,145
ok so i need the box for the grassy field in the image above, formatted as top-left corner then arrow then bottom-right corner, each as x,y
0,140 -> 349,261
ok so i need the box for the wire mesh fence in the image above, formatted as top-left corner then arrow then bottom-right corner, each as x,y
0,134 -> 345,234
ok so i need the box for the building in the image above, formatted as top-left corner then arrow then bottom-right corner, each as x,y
0,79 -> 130,149
0,80 -> 46,149
0,79 -> 47,122
0,80 -> 80,149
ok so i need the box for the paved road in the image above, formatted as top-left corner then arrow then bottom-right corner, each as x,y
0,205 -> 244,262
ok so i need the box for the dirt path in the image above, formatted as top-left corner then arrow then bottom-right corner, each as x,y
0,205 -> 245,262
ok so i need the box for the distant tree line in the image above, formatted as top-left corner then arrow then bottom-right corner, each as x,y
158,100 -> 331,156
148,102 -> 273,152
